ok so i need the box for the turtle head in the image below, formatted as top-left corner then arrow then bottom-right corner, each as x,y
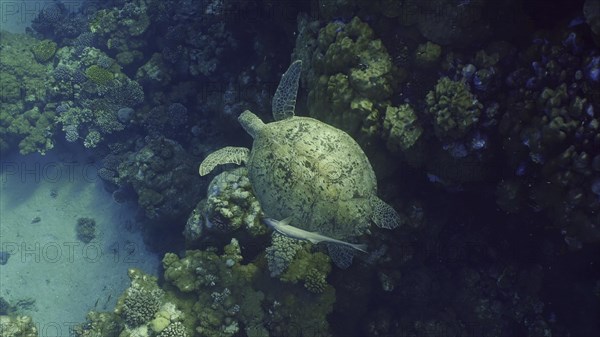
238,110 -> 265,139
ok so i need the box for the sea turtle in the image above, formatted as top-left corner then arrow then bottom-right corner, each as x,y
199,60 -> 400,267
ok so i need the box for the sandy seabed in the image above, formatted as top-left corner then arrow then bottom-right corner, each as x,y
0,150 -> 160,336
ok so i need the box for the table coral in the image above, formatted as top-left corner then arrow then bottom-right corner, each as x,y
85,65 -> 115,85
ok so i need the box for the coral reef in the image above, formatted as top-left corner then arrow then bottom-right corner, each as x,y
111,137 -> 203,220
497,29 -> 600,245
163,240 -> 263,337
0,32 -> 55,155
162,238 -> 336,337
294,16 -> 401,144
50,43 -> 143,149
89,1 -> 150,54
414,41 -> 442,68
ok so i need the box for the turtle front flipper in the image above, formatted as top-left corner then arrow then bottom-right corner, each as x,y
272,60 -> 302,121
370,196 -> 402,229
199,146 -> 250,176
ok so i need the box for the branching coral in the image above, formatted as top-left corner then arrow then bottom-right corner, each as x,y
265,232 -> 304,277
115,269 -> 164,328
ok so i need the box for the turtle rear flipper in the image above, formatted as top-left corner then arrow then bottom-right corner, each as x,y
272,60 -> 302,121
327,243 -> 355,269
199,146 -> 250,176
370,196 -> 402,229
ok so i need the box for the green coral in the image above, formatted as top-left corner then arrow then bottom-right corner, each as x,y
425,77 -> 482,141
0,315 -> 38,337
299,16 -> 400,143
5,107 -> 56,155
204,167 -> 265,236
85,65 -> 114,85
0,73 -> 22,103
304,268 -> 328,293
383,104 -> 423,152
83,129 -> 102,148
94,107 -> 125,134
414,41 -> 442,67
31,39 -> 57,63
280,247 -> 331,284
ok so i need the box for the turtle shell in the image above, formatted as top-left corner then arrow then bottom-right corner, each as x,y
247,116 -> 377,239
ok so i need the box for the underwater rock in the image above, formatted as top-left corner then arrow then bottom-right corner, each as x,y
0,251 -> 10,265
76,217 -> 96,243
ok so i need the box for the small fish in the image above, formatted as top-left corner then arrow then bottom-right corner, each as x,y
263,218 -> 367,253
